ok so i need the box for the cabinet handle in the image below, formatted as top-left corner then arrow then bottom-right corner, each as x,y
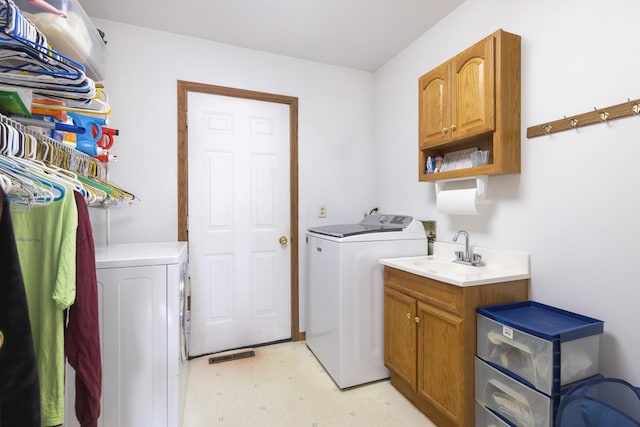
450,124 -> 457,131
415,317 -> 420,323
406,313 -> 411,319
442,127 -> 448,135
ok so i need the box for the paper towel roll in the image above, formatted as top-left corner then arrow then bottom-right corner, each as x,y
437,188 -> 479,215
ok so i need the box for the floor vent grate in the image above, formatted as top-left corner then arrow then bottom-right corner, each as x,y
209,350 -> 255,364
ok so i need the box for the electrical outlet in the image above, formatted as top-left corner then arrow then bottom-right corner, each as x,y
318,205 -> 327,218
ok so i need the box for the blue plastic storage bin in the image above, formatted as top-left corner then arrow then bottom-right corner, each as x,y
477,301 -> 604,342
477,301 -> 604,397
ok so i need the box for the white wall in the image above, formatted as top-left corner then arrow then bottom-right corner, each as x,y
374,0 -> 640,384
88,19 -> 376,332
91,0 -> 640,384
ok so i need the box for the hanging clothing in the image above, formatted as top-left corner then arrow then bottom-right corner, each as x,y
65,191 -> 101,427
0,188 -> 41,427
12,188 -> 78,426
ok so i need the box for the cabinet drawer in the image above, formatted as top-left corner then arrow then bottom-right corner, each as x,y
477,307 -> 602,395
475,401 -> 514,427
385,267 -> 462,315
475,357 -> 552,427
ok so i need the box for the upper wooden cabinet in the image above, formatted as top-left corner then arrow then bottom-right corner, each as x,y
418,29 -> 521,182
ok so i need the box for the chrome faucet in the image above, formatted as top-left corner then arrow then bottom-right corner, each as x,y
452,230 -> 483,266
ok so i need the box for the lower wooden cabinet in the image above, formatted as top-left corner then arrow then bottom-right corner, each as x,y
383,266 -> 528,427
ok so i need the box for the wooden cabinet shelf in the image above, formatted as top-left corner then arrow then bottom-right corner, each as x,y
418,29 -> 521,182
383,266 -> 528,427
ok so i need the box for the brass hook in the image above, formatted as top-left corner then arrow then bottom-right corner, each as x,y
629,98 -> 640,115
594,107 -> 609,122
543,124 -> 553,135
565,116 -> 579,129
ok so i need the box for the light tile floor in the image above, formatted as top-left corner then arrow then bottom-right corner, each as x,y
183,341 -> 436,427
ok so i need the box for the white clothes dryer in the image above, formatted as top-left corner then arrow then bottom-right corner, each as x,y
306,214 -> 427,389
64,242 -> 189,427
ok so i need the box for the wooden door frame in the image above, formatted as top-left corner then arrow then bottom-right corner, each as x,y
176,80 -> 303,342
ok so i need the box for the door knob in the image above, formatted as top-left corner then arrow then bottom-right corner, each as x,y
279,236 -> 288,245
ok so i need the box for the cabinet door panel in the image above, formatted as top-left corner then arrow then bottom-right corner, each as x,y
384,286 -> 417,390
451,36 -> 495,140
417,301 -> 464,425
419,62 -> 451,147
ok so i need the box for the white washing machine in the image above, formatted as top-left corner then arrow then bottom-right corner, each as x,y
306,214 -> 427,389
65,242 -> 190,427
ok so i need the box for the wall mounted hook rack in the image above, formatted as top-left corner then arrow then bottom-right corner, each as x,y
527,97 -> 640,138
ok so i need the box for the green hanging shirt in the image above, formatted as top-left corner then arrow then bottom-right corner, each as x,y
13,190 -> 78,426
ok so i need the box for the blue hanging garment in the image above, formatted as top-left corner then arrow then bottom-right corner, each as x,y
556,377 -> 640,427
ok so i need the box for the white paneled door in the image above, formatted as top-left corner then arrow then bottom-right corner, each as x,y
187,92 -> 291,356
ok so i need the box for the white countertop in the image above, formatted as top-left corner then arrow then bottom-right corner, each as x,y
380,242 -> 530,287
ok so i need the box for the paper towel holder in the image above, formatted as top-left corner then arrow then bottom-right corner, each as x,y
434,175 -> 488,198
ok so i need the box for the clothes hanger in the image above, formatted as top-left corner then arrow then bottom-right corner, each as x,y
0,169 -> 13,192
21,126 -> 107,204
30,89 -> 110,116
62,148 -> 107,204
10,132 -> 87,197
0,113 -> 134,208
0,1 -> 84,75
0,159 -> 57,205
0,2 -> 97,113
0,121 -> 66,203
76,159 -> 137,208
5,162 -> 65,202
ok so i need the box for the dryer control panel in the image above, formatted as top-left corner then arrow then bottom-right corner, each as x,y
360,214 -> 413,228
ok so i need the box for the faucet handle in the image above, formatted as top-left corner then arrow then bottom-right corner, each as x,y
471,253 -> 483,265
455,250 -> 465,261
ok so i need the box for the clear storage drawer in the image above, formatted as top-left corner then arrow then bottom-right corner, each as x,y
476,301 -> 603,396
475,401 -> 514,426
475,357 -> 553,427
